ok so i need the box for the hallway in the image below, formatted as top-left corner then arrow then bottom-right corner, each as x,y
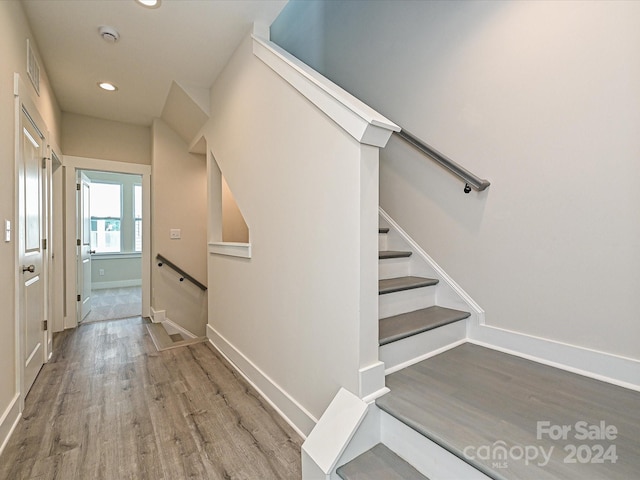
81,287 -> 142,324
0,317 -> 302,480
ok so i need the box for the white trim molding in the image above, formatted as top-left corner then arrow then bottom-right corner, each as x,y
62,156 -> 151,328
92,279 -> 142,290
469,326 -> 640,391
206,324 -> 317,438
208,242 -> 251,259
0,394 -> 21,458
251,36 -> 399,148
379,207 -> 485,327
302,388 -> 368,478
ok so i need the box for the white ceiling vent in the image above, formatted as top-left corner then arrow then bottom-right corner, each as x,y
99,26 -> 120,44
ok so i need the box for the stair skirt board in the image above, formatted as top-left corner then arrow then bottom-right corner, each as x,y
381,323 -> 467,374
378,208 -> 484,324
336,443 -> 429,480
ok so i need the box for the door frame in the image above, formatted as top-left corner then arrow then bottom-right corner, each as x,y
63,156 -> 151,328
14,74 -> 48,410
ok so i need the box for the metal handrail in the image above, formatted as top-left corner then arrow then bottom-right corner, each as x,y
156,254 -> 207,291
394,129 -> 490,193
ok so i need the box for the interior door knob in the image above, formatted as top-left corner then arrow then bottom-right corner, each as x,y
22,264 -> 35,273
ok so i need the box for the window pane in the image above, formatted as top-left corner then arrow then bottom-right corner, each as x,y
134,184 -> 142,252
134,219 -> 142,252
134,184 -> 142,219
90,182 -> 122,253
91,219 -> 121,253
91,183 -> 121,218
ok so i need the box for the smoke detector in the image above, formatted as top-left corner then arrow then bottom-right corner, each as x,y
99,26 -> 120,44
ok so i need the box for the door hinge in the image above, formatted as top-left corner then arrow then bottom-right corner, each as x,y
42,158 -> 47,169
76,183 -> 81,191
42,238 -> 47,250
77,238 -> 81,246
42,320 -> 48,331
77,294 -> 81,302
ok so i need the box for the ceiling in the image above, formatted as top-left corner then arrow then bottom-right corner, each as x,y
22,0 -> 288,126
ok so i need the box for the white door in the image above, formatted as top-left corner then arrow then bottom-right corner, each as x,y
77,172 -> 93,321
18,103 -> 46,396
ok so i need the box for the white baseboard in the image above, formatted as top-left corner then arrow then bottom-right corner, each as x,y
0,394 -> 21,458
469,324 -> 640,391
92,279 -> 141,290
206,324 -> 318,438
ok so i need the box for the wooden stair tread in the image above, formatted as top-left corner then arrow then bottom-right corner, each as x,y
337,444 -> 429,480
379,276 -> 438,295
379,227 -> 390,234
379,250 -> 412,259
379,306 -> 470,345
376,343 -> 640,480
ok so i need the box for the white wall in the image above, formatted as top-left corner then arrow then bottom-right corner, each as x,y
151,118 -> 207,336
203,34 -> 380,433
0,0 -> 61,452
272,0 -> 640,360
62,112 -> 151,165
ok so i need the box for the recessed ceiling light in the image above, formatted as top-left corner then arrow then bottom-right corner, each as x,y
136,0 -> 160,8
98,82 -> 118,92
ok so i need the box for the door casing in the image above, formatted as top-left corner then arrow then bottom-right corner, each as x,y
62,156 -> 151,328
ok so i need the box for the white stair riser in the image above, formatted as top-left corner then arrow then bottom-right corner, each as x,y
378,257 -> 411,280
378,233 -> 388,251
380,409 -> 492,480
379,287 -> 436,319
381,321 -> 467,373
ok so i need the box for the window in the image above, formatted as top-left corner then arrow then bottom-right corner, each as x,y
86,172 -> 143,254
90,182 -> 122,253
134,184 -> 142,252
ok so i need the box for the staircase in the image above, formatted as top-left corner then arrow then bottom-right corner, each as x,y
334,216 -> 640,480
376,216 -> 472,374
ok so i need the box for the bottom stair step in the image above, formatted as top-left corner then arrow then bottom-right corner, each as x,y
376,343 -> 640,480
379,306 -> 470,346
336,444 -> 429,480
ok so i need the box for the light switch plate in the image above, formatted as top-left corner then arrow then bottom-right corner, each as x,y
170,228 -> 181,239
4,220 -> 10,242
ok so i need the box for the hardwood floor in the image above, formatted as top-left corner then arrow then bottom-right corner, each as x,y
0,317 -> 302,480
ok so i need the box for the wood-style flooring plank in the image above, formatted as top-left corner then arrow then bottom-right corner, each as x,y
0,317 -> 302,480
